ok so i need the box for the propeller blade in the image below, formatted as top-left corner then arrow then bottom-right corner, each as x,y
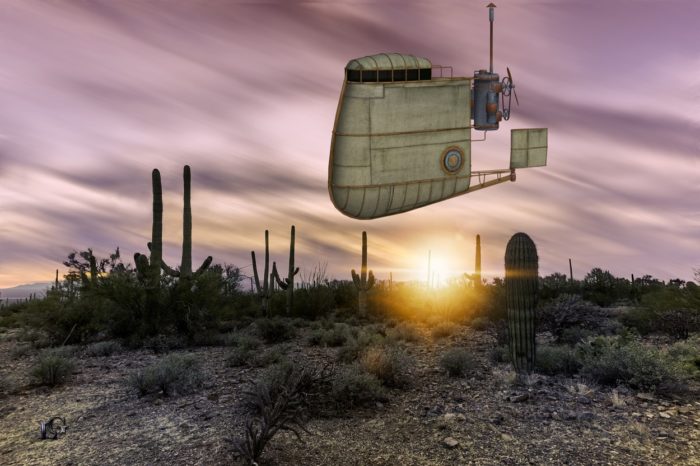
513,88 -> 520,106
507,66 -> 513,83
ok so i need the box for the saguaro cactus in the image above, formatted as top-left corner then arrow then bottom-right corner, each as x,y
251,230 -> 271,315
351,231 -> 375,316
161,165 -> 212,280
474,234 -> 482,287
134,169 -> 164,322
272,225 -> 300,315
505,232 -> 539,374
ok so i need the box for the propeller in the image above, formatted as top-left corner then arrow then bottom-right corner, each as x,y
507,67 -> 519,106
501,67 -> 518,120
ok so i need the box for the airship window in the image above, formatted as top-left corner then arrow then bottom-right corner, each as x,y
441,147 -> 464,174
346,68 -> 432,83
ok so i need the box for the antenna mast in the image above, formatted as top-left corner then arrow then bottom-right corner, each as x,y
487,3 -> 496,73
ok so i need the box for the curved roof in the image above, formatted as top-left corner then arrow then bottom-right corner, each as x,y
346,53 -> 431,71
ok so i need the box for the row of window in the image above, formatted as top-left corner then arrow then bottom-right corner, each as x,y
346,68 -> 432,83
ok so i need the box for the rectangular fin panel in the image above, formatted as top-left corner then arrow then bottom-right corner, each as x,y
510,128 -> 548,168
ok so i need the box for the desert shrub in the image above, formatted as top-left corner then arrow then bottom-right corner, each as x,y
656,308 -> 700,340
539,294 -> 612,344
306,329 -> 325,346
470,316 -> 491,331
667,336 -> 700,380
323,324 -> 353,347
227,347 -> 252,367
292,286 -> 335,319
31,351 -> 75,386
535,345 -> 581,376
141,334 -> 188,354
336,330 -> 386,363
233,362 -> 325,464
440,348 -> 477,377
130,353 -> 204,397
360,345 -> 413,388
489,345 -> 510,364
255,318 -> 296,343
85,341 -> 122,357
575,336 -> 685,392
250,347 -> 286,368
11,343 -> 34,359
331,365 -> 386,408
387,323 -> 421,343
431,322 -> 458,340
618,307 -> 658,336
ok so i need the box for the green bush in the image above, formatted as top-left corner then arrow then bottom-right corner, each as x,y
336,330 -> 385,363
575,336 -> 685,392
431,322 -> 458,340
130,353 -> 204,397
331,365 -> 386,408
360,345 -> 413,388
539,294 -> 612,344
667,336 -> 700,380
229,333 -> 262,351
85,341 -> 122,357
227,347 -> 253,367
255,318 -> 296,343
470,316 -> 491,331
535,345 -> 581,376
489,345 -> 510,364
250,347 -> 286,368
439,348 -> 477,377
387,323 -> 421,343
31,351 -> 75,386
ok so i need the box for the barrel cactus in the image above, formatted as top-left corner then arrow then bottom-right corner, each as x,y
505,232 -> 539,373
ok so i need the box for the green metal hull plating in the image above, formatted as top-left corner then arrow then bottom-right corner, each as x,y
329,78 -> 473,219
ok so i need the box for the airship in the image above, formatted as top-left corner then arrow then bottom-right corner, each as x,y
328,3 -> 548,220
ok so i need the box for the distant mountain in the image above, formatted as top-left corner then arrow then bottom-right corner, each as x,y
0,282 -> 51,301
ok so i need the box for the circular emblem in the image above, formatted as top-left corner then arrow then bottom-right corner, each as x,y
441,147 -> 464,174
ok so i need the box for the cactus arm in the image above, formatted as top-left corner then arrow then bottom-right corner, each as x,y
272,262 -> 289,290
251,250 -> 262,293
161,258 -> 180,277
195,256 -> 212,275
360,231 -> 368,283
351,269 -> 361,288
367,270 -> 375,290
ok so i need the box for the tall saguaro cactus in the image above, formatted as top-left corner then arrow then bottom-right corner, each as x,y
251,230 -> 271,315
161,165 -> 212,280
474,234 -> 482,287
505,232 -> 539,374
351,231 -> 375,316
134,169 -> 164,324
272,225 -> 300,315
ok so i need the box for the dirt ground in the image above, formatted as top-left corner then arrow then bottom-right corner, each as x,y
1,324 -> 698,466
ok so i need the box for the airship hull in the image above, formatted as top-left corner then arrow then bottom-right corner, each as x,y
329,78 -> 473,219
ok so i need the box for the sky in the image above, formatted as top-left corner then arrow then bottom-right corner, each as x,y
0,0 -> 698,289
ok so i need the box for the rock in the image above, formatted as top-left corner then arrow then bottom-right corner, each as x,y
500,433 -> 514,442
564,411 -> 578,421
659,412 -> 671,419
508,393 -> 529,403
444,413 -> 457,422
636,392 -> 655,401
490,414 -> 505,425
443,437 -> 459,449
577,412 -> 595,421
678,406 -> 692,415
376,402 -> 384,409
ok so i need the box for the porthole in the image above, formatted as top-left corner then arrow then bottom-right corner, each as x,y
441,146 -> 464,174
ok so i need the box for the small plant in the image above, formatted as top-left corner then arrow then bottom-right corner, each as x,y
387,323 -> 421,343
227,347 -> 253,367
440,348 -> 477,377
255,318 -> 296,343
336,330 -> 385,363
431,322 -> 458,340
360,345 -> 413,388
232,362 -> 325,464
470,316 -> 491,331
250,347 -> 286,368
31,350 -> 75,387
489,345 -> 510,364
331,364 -> 386,408
85,341 -> 122,357
535,345 -> 581,376
575,336 -> 686,392
130,353 -> 204,397
539,294 -> 611,344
